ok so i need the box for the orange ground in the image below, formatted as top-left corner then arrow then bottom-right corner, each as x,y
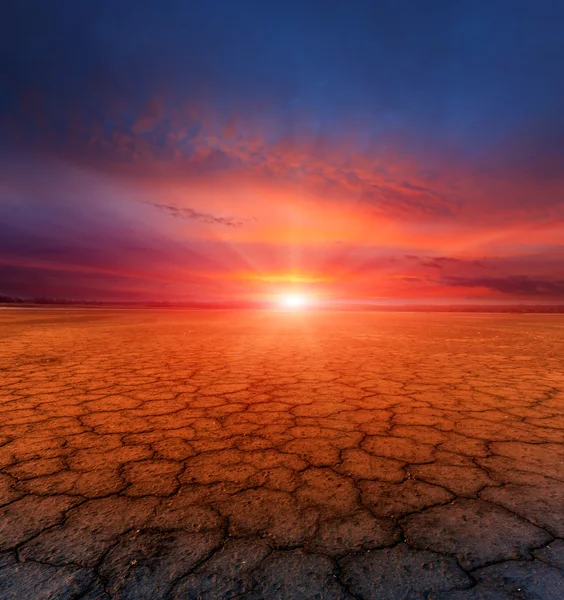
0,309 -> 563,599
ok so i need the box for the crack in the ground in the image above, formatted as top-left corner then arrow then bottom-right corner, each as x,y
1,309 -> 563,598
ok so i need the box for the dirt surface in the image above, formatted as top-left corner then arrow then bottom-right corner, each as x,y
0,308 -> 563,599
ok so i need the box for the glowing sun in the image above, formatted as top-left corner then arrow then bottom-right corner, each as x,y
280,294 -> 309,309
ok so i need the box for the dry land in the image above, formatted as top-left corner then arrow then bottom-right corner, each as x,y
0,308 -> 563,599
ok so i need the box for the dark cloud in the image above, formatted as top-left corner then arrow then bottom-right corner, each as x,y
150,203 -> 247,228
433,257 -> 460,263
443,276 -> 564,297
433,256 -> 487,269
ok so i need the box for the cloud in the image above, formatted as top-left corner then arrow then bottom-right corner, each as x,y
405,255 -> 485,270
443,275 -> 564,297
150,202 -> 248,228
433,256 -> 460,263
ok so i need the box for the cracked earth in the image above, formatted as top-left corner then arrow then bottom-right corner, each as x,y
0,308 -> 563,599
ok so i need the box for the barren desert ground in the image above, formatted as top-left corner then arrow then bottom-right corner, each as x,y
0,308 -> 563,599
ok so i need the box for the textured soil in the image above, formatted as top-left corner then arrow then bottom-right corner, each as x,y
0,308 -> 563,599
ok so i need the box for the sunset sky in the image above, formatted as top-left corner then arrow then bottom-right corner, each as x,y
1,1 -> 563,303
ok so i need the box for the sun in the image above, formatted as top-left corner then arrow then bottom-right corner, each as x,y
280,294 -> 309,309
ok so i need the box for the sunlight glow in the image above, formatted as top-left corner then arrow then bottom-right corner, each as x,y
280,294 -> 309,309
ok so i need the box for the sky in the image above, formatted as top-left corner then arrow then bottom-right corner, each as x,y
1,0 -> 564,303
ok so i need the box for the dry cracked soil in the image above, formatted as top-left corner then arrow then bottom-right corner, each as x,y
0,308 -> 563,600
